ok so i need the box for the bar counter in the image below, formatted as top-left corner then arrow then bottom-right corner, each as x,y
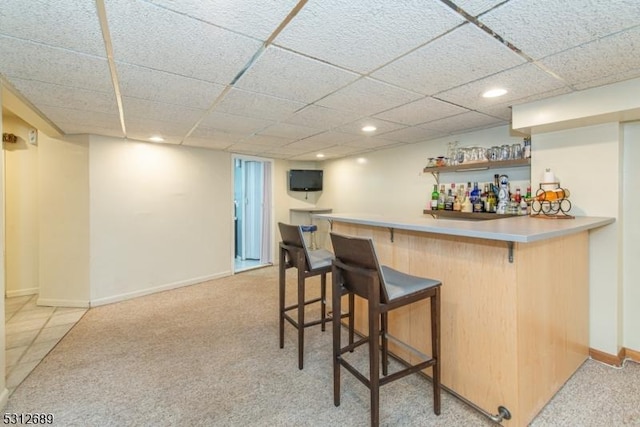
313,212 -> 614,426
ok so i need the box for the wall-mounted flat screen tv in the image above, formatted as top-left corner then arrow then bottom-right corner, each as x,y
289,169 -> 323,192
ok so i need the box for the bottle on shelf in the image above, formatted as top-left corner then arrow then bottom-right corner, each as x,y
444,188 -> 454,211
461,191 -> 473,213
453,191 -> 461,211
430,184 -> 439,211
514,187 -> 522,204
520,198 -> 528,215
437,184 -> 446,210
486,188 -> 497,213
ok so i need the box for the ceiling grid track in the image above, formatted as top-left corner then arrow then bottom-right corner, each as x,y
95,0 -> 127,137
440,0 -> 573,89
180,0 -> 309,144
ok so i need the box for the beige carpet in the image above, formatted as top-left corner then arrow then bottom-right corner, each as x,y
5,266 -> 640,426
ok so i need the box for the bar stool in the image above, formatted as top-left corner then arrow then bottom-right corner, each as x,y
300,224 -> 318,250
329,232 -> 442,427
278,223 -> 353,369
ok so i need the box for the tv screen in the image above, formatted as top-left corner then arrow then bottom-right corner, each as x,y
289,169 -> 323,192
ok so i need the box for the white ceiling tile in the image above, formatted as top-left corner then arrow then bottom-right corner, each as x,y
0,0 -> 104,56
284,137 -> 340,152
573,69 -> 640,92
371,24 -> 526,95
257,123 -> 321,140
199,111 -> 274,134
145,0 -> 300,40
215,88 -> 306,121
125,117 -> 194,141
234,46 -> 360,103
505,87 -> 574,110
105,0 -> 262,84
262,145 -> 315,157
376,126 -> 447,144
283,105 -> 363,129
274,0 -> 464,73
122,97 -> 205,125
296,131 -> 357,146
343,136 -> 404,149
39,106 -> 122,136
335,118 -> 407,136
418,111 -> 507,134
180,137 -> 232,151
116,63 -> 226,109
0,36 -> 113,92
472,104 -> 513,121
450,0 -> 506,17
314,144 -> 372,157
479,0 -> 640,60
239,134 -> 293,147
9,79 -> 117,114
227,142 -> 272,155
317,77 -> 423,116
436,64 -> 568,111
185,127 -> 244,147
374,97 -> 469,126
538,26 -> 640,88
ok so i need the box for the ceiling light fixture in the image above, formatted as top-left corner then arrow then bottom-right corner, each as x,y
482,88 -> 508,98
361,125 -> 377,132
149,136 -> 165,142
316,153 -> 325,158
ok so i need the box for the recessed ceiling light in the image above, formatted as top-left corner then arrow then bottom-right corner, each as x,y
482,88 -> 508,98
362,125 -> 377,132
356,157 -> 367,164
316,153 -> 325,158
149,135 -> 165,142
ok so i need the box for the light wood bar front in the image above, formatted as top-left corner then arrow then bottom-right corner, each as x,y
320,214 -> 610,426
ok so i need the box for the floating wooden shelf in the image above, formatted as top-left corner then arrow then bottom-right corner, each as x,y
423,158 -> 531,174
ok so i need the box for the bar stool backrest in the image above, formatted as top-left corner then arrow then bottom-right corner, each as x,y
330,232 -> 390,303
278,222 -> 312,271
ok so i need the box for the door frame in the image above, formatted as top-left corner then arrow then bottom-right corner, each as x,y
231,154 -> 274,273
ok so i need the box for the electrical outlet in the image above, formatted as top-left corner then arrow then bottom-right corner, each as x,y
28,128 -> 38,145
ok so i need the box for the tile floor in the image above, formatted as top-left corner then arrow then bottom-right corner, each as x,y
5,295 -> 88,396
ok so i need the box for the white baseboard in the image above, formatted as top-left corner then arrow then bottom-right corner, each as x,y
89,271 -> 232,307
5,288 -> 38,298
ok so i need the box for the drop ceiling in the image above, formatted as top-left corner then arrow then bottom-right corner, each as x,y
1,0 -> 639,161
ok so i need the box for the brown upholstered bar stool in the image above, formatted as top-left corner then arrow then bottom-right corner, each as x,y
330,232 -> 442,427
278,222 -> 352,370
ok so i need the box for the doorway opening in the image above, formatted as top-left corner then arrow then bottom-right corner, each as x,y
232,156 -> 273,273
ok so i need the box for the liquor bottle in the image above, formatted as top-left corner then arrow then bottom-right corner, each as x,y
431,184 -> 439,210
444,189 -> 454,210
486,189 -> 496,213
453,192 -> 461,211
461,191 -> 473,212
514,187 -> 522,204
437,185 -> 446,210
520,198 -> 528,215
470,182 -> 480,205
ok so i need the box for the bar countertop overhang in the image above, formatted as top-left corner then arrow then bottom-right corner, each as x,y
312,212 -> 614,243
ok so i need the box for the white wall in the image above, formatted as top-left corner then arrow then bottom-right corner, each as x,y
320,126 -> 527,217
3,115 -> 39,296
38,134 -> 91,307
532,123 -> 622,355
89,136 -> 232,305
0,90 -> 9,407
623,122 -> 640,351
